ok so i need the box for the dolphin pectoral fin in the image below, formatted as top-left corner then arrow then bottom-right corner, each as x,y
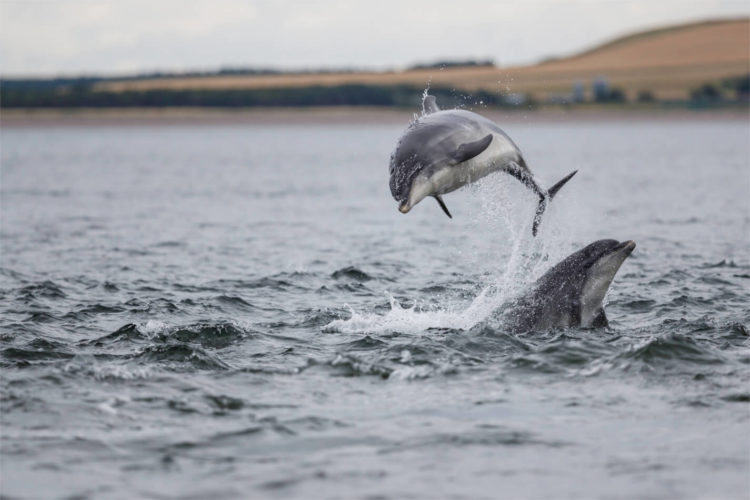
423,94 -> 440,114
434,195 -> 452,218
449,134 -> 493,165
591,308 -> 608,328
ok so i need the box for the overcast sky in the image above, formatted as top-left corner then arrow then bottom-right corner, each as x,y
1,0 -> 748,77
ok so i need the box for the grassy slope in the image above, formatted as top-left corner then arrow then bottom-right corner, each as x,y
95,18 -> 749,100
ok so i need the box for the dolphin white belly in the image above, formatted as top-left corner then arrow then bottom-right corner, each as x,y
428,132 -> 520,195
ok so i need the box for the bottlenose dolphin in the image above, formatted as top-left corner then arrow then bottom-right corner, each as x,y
503,239 -> 636,331
389,94 -> 577,236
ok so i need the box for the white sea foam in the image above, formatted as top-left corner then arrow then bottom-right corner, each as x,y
325,295 -> 477,334
141,319 -> 169,338
64,359 -> 154,380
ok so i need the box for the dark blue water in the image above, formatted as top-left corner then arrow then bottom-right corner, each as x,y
1,114 -> 749,499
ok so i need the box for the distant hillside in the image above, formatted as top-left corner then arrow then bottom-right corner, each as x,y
515,18 -> 750,99
90,18 -> 748,101
565,18 -> 747,61
2,18 -> 747,109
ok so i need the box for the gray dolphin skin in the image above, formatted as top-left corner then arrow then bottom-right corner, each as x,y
389,94 -> 577,236
504,239 -> 636,332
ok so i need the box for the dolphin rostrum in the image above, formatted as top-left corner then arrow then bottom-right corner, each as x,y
503,239 -> 636,332
389,94 -> 577,236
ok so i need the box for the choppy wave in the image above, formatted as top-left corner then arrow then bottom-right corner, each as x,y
2,119 -> 749,499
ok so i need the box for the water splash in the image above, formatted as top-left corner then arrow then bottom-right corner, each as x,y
332,83 -> 578,336
326,175 -> 576,335
325,295 -> 480,334
412,81 -> 433,122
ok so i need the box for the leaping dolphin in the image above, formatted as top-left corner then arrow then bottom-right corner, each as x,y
504,239 -> 636,332
389,94 -> 577,236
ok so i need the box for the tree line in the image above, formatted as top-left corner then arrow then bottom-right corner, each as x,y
2,74 -> 746,108
0,83 -> 513,109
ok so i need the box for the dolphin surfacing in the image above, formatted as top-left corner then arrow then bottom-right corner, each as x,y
389,94 -> 577,236
503,239 -> 636,332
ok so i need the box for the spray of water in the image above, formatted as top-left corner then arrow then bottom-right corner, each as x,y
329,85 -> 577,335
414,81 -> 432,121
326,172 -> 575,335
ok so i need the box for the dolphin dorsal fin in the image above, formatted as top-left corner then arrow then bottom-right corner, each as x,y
422,94 -> 440,114
449,134 -> 493,165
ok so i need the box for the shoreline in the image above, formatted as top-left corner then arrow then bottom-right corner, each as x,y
2,106 -> 748,128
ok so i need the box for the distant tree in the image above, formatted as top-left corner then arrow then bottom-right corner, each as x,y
0,83 -> 461,108
408,59 -> 495,71
720,74 -> 750,101
607,87 -> 626,103
594,87 -> 626,103
690,83 -> 723,102
636,90 -> 655,103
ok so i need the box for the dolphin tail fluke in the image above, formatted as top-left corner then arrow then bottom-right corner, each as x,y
547,170 -> 578,200
531,170 -> 578,236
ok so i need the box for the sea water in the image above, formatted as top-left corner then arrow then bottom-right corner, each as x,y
1,115 -> 748,499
